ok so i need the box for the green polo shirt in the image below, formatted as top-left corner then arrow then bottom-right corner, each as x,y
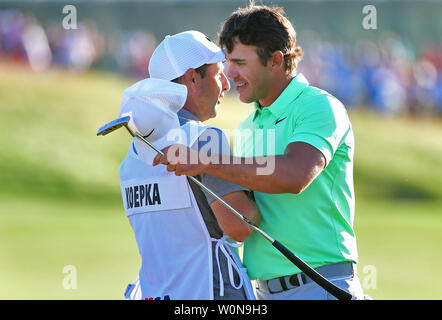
234,73 -> 358,280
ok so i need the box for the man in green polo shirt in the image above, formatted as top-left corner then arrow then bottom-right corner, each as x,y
153,4 -> 366,300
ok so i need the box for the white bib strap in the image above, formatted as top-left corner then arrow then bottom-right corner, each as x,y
212,235 -> 244,297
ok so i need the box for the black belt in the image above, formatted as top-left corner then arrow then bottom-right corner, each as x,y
256,262 -> 354,294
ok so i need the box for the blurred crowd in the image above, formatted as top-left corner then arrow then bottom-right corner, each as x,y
1,9 -> 441,115
0,10 -> 105,72
298,32 -> 442,115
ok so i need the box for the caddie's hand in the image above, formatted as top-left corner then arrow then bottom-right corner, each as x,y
152,144 -> 205,176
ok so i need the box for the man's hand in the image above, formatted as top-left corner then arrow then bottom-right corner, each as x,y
152,144 -> 206,176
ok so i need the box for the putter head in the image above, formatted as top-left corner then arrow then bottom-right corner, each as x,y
96,116 -> 131,136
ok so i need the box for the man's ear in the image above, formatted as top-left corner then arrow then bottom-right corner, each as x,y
270,51 -> 285,71
183,69 -> 199,89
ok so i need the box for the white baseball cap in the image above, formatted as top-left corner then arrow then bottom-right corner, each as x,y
148,30 -> 225,81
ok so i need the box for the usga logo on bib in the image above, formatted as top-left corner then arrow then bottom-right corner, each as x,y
145,295 -> 171,300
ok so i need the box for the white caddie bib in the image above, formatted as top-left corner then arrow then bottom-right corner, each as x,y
120,121 -> 255,300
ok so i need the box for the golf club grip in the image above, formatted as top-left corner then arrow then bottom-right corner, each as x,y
272,240 -> 353,300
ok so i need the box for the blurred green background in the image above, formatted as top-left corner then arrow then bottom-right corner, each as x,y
0,0 -> 441,300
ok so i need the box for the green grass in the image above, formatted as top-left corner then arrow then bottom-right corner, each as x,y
0,195 -> 139,299
0,64 -> 441,299
355,198 -> 442,299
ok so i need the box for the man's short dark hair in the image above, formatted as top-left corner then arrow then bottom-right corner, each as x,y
219,4 -> 303,74
172,64 -> 209,83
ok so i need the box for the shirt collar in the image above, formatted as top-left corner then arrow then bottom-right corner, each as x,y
252,73 -> 309,122
178,108 -> 201,125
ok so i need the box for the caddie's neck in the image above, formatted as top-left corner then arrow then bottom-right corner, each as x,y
182,104 -> 202,121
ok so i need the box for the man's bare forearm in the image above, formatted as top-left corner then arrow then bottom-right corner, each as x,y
204,155 -> 304,194
154,142 -> 325,194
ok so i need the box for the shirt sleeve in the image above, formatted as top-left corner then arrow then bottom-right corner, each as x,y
191,127 -> 248,204
287,94 -> 350,166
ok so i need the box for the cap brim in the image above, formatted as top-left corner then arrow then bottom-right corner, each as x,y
206,50 -> 226,64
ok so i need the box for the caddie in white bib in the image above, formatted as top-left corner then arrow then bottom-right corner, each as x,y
118,78 -> 254,300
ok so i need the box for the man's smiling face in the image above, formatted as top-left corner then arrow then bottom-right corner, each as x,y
224,38 -> 273,105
